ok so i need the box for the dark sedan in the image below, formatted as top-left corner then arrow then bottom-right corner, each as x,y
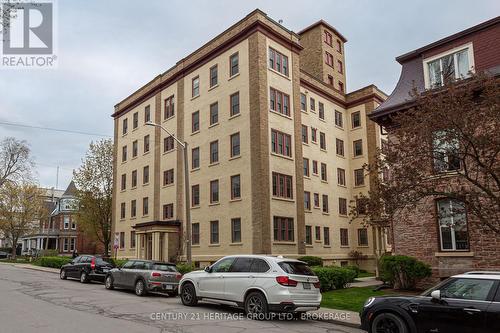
60,255 -> 114,283
360,271 -> 500,333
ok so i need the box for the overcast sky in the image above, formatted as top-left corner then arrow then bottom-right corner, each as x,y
1,0 -> 498,189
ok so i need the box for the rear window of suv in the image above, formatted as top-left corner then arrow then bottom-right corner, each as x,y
151,263 -> 177,272
278,261 -> 314,276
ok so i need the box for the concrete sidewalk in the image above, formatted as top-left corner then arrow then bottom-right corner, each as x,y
0,262 -> 59,274
351,276 -> 383,288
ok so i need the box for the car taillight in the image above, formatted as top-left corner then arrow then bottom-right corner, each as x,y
175,273 -> 182,280
151,272 -> 161,277
90,257 -> 95,270
313,281 -> 321,289
276,276 -> 298,287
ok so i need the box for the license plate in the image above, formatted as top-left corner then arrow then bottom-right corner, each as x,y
163,284 -> 173,290
303,282 -> 311,289
102,268 -> 109,273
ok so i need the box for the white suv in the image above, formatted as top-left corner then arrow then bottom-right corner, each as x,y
179,255 -> 321,316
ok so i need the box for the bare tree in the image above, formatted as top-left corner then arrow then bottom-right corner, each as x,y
0,137 -> 33,187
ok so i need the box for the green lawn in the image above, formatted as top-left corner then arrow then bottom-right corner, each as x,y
321,286 -> 388,312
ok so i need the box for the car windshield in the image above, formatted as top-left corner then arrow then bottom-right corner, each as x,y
278,261 -> 315,276
151,263 -> 177,272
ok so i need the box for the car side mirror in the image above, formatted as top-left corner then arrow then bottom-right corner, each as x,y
204,266 -> 211,273
431,290 -> 441,301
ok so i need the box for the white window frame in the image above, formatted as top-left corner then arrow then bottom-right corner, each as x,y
63,216 -> 70,229
70,238 -> 75,251
423,42 -> 475,89
63,238 -> 69,252
437,199 -> 468,251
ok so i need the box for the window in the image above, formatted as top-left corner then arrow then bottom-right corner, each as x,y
231,218 -> 241,243
324,227 -> 330,245
440,278 -> 495,301
352,111 -> 361,128
130,231 -> 136,248
163,203 -> 173,219
143,135 -> 150,153
133,112 -> 138,129
305,226 -> 312,245
353,139 -> 363,157
268,47 -> 289,76
210,140 -> 218,164
163,169 -> 174,186
304,191 -> 311,210
312,160 -> 318,175
437,199 -> 468,251
319,132 -> 326,150
144,105 -> 151,123
337,60 -> 343,74
357,198 -> 367,215
354,169 -> 365,186
210,102 -> 218,125
230,52 -> 239,77
119,232 -> 125,249
142,197 -> 149,216
273,216 -> 294,241
192,223 -> 200,245
336,40 -> 342,53
212,257 -> 234,272
426,46 -> 472,88
192,111 -> 199,133
433,131 -> 461,172
164,136 -> 174,152
122,145 -> 127,162
192,76 -> 200,97
300,93 -> 306,111
131,199 -> 136,218
63,238 -> 69,252
271,129 -> 292,157
230,92 -> 240,116
320,163 -> 327,181
210,220 -> 219,244
328,75 -> 334,86
315,226 -> 321,240
338,81 -> 344,92
164,95 -> 175,119
311,128 -> 317,143
336,138 -> 344,156
301,125 -> 308,144
272,172 -> 293,199
358,228 -> 368,246
122,118 -> 128,135
192,147 -> 200,169
324,30 -> 332,46
325,51 -> 334,66
132,140 -> 138,157
335,110 -> 343,127
131,170 -> 137,187
313,193 -> 320,208
303,158 -> 310,177
121,174 -> 126,191
210,180 -> 219,203
340,228 -> 349,246
322,194 -> 329,213
231,175 -> 241,199
191,185 -> 200,206
318,102 -> 325,120
269,87 -> 290,116
337,168 -> 346,186
210,65 -> 218,88
310,97 -> 315,111
339,197 -> 347,215
230,133 -> 240,157
143,165 -> 149,184
120,202 -> 126,219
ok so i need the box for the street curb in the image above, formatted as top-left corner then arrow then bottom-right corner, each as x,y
313,318 -> 360,328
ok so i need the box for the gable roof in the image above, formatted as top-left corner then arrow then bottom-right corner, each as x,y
62,181 -> 77,197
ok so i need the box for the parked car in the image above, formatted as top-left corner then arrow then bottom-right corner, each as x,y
0,251 -> 11,259
60,255 -> 114,283
104,259 -> 181,297
360,271 -> 500,333
179,255 -> 321,316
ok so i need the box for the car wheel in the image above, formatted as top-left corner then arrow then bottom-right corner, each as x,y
135,279 -> 147,296
180,283 -> 198,306
59,269 -> 67,280
105,275 -> 114,290
371,312 -> 408,333
80,271 -> 89,283
245,291 -> 269,319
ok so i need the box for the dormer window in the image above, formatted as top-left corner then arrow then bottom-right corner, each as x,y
424,43 -> 474,89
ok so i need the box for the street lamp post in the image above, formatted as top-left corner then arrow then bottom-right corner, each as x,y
146,122 -> 191,265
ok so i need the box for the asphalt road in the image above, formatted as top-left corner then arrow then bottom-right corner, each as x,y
0,264 -> 364,333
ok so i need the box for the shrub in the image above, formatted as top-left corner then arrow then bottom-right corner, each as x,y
297,256 -> 323,267
379,255 -> 432,290
34,256 -> 72,269
311,266 -> 357,291
105,258 -> 127,267
39,250 -> 59,257
346,265 -> 360,278
176,263 -> 196,274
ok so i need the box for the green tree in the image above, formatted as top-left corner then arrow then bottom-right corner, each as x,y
73,139 -> 113,256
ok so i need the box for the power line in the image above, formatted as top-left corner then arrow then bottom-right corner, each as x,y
0,120 -> 112,138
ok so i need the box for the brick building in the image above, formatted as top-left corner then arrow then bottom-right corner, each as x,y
370,16 -> 500,279
111,9 -> 388,268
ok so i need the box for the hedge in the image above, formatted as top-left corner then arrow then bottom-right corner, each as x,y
379,255 -> 432,290
297,256 -> 323,267
311,266 -> 357,291
176,263 -> 196,274
34,256 -> 72,269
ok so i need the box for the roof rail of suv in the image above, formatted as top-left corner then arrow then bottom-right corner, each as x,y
463,271 -> 500,275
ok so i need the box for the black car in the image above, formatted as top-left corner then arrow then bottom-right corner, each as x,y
60,255 -> 114,283
360,271 -> 500,333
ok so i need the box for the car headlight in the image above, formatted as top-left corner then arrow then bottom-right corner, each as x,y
364,297 -> 376,308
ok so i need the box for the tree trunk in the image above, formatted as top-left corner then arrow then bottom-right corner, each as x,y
11,237 -> 17,259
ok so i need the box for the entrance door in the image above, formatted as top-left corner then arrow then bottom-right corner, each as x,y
146,234 -> 153,260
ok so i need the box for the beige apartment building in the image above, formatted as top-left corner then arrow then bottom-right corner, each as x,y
111,9 -> 387,269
